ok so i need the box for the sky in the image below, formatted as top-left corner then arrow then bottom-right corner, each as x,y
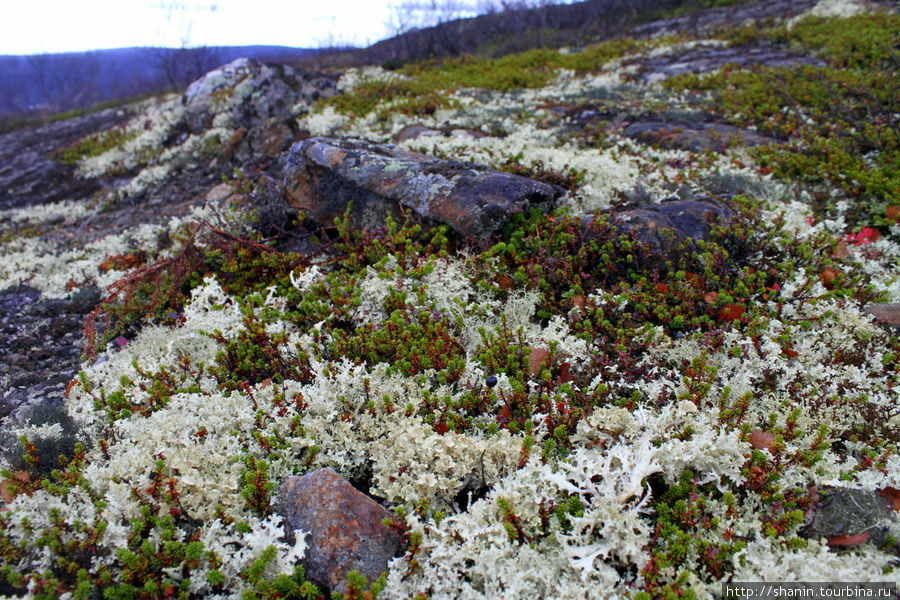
2,0 -> 474,55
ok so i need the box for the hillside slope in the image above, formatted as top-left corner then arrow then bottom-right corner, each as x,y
0,0 -> 898,597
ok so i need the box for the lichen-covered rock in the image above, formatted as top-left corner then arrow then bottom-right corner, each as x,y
281,136 -> 566,238
183,57 -> 338,134
278,468 -> 404,594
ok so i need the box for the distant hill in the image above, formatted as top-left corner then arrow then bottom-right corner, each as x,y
0,46 -> 340,115
310,0 -> 755,70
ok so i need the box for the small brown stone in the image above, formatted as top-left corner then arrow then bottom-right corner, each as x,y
278,468 -> 404,594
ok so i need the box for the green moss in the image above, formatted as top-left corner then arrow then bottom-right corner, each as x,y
54,126 -> 138,165
642,470 -> 746,594
331,301 -> 466,383
664,13 -> 900,227
209,304 -> 313,392
323,37 -> 647,119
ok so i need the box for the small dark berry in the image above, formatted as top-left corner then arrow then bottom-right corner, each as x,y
485,375 -> 498,388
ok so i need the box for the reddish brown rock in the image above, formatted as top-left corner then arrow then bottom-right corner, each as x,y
281,137 -> 565,238
278,468 -> 404,594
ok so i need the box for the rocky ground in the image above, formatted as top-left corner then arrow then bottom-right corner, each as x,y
1,0 -> 899,598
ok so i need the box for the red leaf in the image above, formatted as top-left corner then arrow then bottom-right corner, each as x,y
819,267 -> 841,289
528,347 -> 550,377
684,272 -> 705,291
557,361 -> 575,384
827,532 -> 870,547
717,304 -> 744,322
497,404 -> 512,426
831,240 -> 849,258
879,487 -> 900,511
0,471 -> 31,504
886,206 -> 900,223
433,420 -> 448,435
748,429 -> 776,451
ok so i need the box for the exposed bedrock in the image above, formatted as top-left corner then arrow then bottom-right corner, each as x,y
281,136 -> 567,239
282,136 -> 737,269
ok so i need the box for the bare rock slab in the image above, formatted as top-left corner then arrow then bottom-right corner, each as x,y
282,137 -> 566,238
278,468 -> 404,594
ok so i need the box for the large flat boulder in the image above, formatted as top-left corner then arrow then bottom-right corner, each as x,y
623,121 -> 777,153
281,137 -> 566,238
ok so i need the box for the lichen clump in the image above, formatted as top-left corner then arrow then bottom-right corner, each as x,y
1,2 -> 900,598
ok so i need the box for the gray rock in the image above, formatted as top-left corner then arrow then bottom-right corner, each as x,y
631,0 -> 819,39
395,124 -> 487,144
0,284 -> 100,422
801,487 -> 895,546
281,137 -> 566,238
628,39 -> 825,85
278,468 -> 404,594
0,107 -> 133,212
395,125 -> 443,144
624,121 -> 777,153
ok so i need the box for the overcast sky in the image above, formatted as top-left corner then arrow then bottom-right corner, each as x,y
2,0 -> 460,55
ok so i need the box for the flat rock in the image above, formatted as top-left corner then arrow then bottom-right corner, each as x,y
629,41 -> 825,85
281,137 -> 566,238
0,107 -> 132,211
624,121 -> 777,153
630,0 -> 818,39
278,468 -> 404,594
584,196 -> 736,270
863,304 -> 900,330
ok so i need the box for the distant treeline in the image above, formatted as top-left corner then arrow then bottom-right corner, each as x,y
350,0 -> 754,68
0,46 -> 336,116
